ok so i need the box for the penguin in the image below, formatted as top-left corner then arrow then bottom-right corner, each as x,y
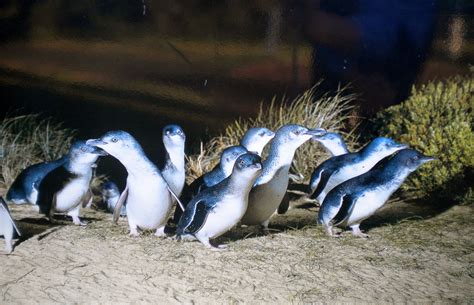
86,131 -> 174,237
176,153 -> 262,249
36,141 -> 107,225
240,124 -> 326,231
101,181 -> 126,216
277,132 -> 350,214
318,149 -> 434,237
161,124 -> 186,198
6,156 -> 66,205
312,132 -> 349,156
240,127 -> 275,155
0,196 -> 21,254
171,145 -> 248,224
308,137 -> 408,204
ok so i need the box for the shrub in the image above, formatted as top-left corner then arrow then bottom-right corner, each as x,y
372,75 -> 474,204
186,85 -> 358,183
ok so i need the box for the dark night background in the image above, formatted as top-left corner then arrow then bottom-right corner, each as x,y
0,0 -> 472,172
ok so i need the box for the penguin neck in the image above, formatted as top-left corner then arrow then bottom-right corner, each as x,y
262,142 -> 297,178
382,163 -> 412,189
164,144 -> 185,171
119,150 -> 159,177
220,161 -> 235,177
65,161 -> 94,176
227,170 -> 258,195
359,148 -> 388,168
326,142 -> 349,156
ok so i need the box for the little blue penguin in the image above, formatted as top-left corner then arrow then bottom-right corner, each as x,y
37,141 -> 107,225
318,149 -> 434,237
312,132 -> 349,156
172,145 -> 247,225
101,181 -> 126,216
176,153 -> 262,249
87,131 -> 174,237
308,137 -> 408,204
240,124 -> 326,231
240,127 -> 275,155
7,156 -> 66,205
161,124 -> 186,198
0,197 -> 21,254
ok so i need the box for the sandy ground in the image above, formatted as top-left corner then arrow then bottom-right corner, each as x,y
0,201 -> 473,304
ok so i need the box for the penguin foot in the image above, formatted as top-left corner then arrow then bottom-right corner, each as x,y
352,231 -> 369,238
3,244 -> 12,255
350,226 -> 369,238
72,217 -> 87,226
325,226 -> 341,237
154,227 -> 167,238
129,229 -> 140,237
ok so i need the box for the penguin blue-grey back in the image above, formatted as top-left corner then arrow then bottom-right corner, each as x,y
6,156 -> 66,205
318,149 -> 434,237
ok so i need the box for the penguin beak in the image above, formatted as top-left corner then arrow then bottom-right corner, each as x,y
395,143 -> 409,150
86,139 -> 107,148
420,155 -> 435,163
306,128 -> 326,137
93,147 -> 108,156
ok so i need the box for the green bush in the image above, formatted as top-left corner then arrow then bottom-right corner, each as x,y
372,75 -> 474,204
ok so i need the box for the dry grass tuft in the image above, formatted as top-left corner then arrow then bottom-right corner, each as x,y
0,114 -> 76,191
186,85 -> 358,182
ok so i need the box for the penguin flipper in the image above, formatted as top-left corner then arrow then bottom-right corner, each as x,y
178,198 -> 215,235
113,184 -> 128,223
330,194 -> 357,226
309,169 -> 331,200
81,188 -> 93,208
277,192 -> 290,214
0,197 -> 21,236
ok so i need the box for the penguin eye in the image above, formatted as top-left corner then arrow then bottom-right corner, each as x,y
81,146 -> 87,152
239,159 -> 245,166
259,132 -> 265,136
111,138 -> 118,143
413,156 -> 419,161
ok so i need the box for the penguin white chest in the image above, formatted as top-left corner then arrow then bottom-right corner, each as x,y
199,194 -> 247,239
322,162 -> 373,201
163,169 -> 185,197
345,189 -> 391,226
55,176 -> 90,212
126,176 -> 172,230
242,170 -> 288,225
0,209 -> 13,237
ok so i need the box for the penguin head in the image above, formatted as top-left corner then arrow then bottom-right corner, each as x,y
162,124 -> 185,149
101,181 -> 120,198
68,140 -> 107,165
233,153 -> 262,177
274,124 -> 326,147
365,137 -> 408,158
312,132 -> 348,155
240,127 -> 275,154
392,149 -> 435,172
220,145 -> 248,175
86,130 -> 143,159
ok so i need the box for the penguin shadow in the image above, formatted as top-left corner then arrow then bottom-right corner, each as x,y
361,199 -> 456,233
13,214 -> 100,247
